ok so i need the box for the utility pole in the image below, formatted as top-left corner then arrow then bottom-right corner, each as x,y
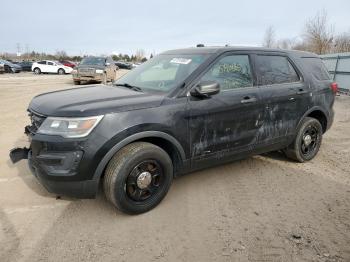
16,43 -> 21,59
25,44 -> 29,60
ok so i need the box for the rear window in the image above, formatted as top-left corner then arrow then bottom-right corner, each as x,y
256,55 -> 300,85
302,57 -> 330,81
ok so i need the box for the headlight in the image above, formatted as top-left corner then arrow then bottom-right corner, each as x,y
37,115 -> 104,138
95,69 -> 104,74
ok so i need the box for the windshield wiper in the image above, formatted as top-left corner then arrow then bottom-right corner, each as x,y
114,83 -> 143,92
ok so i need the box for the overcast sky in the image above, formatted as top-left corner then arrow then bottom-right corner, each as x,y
1,0 -> 349,56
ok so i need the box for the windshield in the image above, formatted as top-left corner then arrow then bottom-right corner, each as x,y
80,57 -> 105,66
114,54 -> 210,92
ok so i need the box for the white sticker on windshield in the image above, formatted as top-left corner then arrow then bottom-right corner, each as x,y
170,58 -> 192,64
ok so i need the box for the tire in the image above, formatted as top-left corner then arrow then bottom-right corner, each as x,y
58,68 -> 65,75
33,67 -> 41,74
103,142 -> 173,214
74,80 -> 80,85
284,117 -> 323,162
102,73 -> 107,84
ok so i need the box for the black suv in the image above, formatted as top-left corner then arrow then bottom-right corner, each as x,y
10,47 -> 336,214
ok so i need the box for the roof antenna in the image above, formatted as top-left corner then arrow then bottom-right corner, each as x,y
196,44 -> 205,47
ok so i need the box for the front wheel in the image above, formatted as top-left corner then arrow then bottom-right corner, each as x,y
284,117 -> 323,162
102,73 -> 107,84
58,68 -> 65,75
103,142 -> 173,214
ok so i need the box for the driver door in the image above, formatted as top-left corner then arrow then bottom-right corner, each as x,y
188,53 -> 264,168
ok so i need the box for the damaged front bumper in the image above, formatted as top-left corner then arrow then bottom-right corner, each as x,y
9,147 -> 30,163
9,133 -> 99,199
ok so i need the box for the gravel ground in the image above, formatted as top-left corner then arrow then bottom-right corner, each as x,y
0,72 -> 349,262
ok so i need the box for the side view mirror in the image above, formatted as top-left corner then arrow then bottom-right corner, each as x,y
105,62 -> 111,66
190,80 -> 220,98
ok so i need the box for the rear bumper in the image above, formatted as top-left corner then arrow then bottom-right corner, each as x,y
326,108 -> 335,131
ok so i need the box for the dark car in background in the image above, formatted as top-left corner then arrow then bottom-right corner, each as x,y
10,46 -> 336,214
115,61 -> 133,70
60,60 -> 76,68
72,56 -> 117,84
18,61 -> 33,71
0,59 -> 22,73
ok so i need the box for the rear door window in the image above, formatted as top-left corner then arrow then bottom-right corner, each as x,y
256,55 -> 300,85
47,62 -> 54,66
38,61 -> 46,65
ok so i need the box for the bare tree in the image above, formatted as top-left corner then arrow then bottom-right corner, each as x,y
55,50 -> 68,60
303,10 -> 333,54
135,49 -> 146,61
276,38 -> 298,50
262,26 -> 275,48
333,32 -> 350,53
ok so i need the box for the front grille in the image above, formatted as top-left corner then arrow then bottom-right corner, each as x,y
78,68 -> 95,75
27,111 -> 46,134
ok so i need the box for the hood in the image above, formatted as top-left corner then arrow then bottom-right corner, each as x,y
29,85 -> 164,117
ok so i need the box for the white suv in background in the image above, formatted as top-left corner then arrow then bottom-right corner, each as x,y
32,60 -> 73,74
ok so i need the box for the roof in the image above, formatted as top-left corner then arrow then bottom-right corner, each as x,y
320,52 -> 350,59
161,46 -> 318,58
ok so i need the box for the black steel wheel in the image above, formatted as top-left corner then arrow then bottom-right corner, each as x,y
126,160 -> 164,202
300,125 -> 320,157
104,142 -> 173,214
284,117 -> 323,162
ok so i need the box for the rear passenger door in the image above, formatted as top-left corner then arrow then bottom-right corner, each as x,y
254,53 -> 307,144
37,61 -> 47,72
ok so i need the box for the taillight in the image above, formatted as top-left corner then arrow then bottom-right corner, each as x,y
330,82 -> 338,94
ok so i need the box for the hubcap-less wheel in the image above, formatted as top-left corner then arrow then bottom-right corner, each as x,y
301,125 -> 319,157
126,160 -> 163,201
284,117 -> 323,162
103,142 -> 173,214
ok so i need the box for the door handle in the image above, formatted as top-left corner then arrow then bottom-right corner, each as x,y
296,89 -> 308,95
241,96 -> 257,104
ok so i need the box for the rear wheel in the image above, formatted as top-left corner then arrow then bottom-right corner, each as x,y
58,68 -> 65,75
284,117 -> 323,162
103,142 -> 173,214
33,67 -> 41,74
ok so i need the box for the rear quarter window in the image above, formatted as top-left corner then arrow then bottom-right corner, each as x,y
301,57 -> 330,81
